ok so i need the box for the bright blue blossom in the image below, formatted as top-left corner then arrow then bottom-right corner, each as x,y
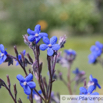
15,50 -> 26,66
40,36 -> 60,56
27,24 -> 48,43
16,73 -> 36,95
87,75 -> 101,94
88,53 -> 97,64
64,49 -> 76,56
0,44 -> 7,64
72,68 -> 80,75
27,90 -> 42,99
90,45 -> 102,56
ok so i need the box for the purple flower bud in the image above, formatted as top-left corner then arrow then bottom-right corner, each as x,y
58,35 -> 67,48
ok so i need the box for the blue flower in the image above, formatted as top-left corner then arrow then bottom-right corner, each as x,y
27,24 -> 48,43
15,50 -> 26,66
16,73 -> 36,95
64,49 -> 76,56
90,45 -> 102,56
87,75 -> 101,94
88,53 -> 97,64
0,44 -> 7,64
95,41 -> 103,50
27,90 -> 42,99
72,68 -> 80,75
79,87 -> 87,95
40,36 -> 60,56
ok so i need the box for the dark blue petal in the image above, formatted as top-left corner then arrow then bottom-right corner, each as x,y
38,90 -> 42,94
43,37 -> 50,44
28,35 -> 35,42
27,82 -> 36,89
47,48 -> 54,56
18,55 -> 21,61
50,36 -> 57,45
97,83 -> 101,89
25,73 -> 33,82
35,24 -> 41,34
0,44 -> 4,52
16,74 -> 25,82
52,44 -> 60,50
39,33 -> 48,38
40,44 -> 48,51
27,28 -> 35,35
35,36 -> 41,44
23,85 -> 31,95
4,50 -> 7,55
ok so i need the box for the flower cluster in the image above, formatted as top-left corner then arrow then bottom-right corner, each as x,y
79,75 -> 101,95
27,24 -> 60,56
88,41 -> 103,64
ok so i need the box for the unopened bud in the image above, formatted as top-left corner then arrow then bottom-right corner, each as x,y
14,84 -> 17,96
7,75 -> 11,89
14,46 -> 18,57
26,53 -> 33,64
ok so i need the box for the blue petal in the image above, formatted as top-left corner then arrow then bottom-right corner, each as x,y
87,85 -> 96,94
39,33 -> 48,38
40,44 -> 48,51
20,82 -> 24,88
2,55 -> 7,62
25,73 -> 33,82
35,36 -> 41,44
52,44 -> 60,50
50,36 -> 57,45
4,50 -> 7,55
22,50 -> 26,56
47,48 -> 54,56
16,74 -> 25,82
97,83 -> 101,89
95,41 -> 102,49
91,92 -> 99,95
90,45 -> 96,52
38,90 -> 42,94
28,35 -> 35,42
0,44 -> 4,52
27,82 -> 36,89
43,37 -> 50,44
27,28 -> 35,35
35,24 -> 41,34
16,61 -> 19,66
89,75 -> 93,81
23,85 -> 31,95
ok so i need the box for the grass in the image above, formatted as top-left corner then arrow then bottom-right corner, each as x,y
0,35 -> 103,103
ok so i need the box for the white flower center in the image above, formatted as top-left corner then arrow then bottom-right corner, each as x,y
23,82 -> 27,85
48,44 -> 52,47
35,33 -> 38,37
1,53 -> 4,57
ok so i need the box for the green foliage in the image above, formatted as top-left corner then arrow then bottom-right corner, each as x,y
0,0 -> 102,46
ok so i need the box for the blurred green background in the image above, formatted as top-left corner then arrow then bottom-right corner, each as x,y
0,0 -> 103,103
